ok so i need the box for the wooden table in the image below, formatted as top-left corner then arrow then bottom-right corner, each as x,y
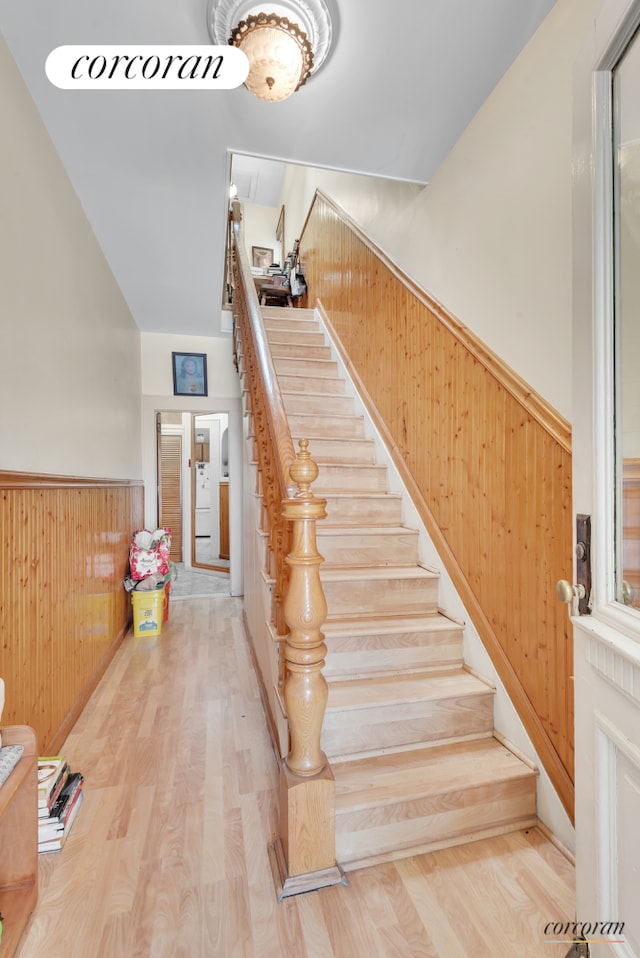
253,277 -> 293,308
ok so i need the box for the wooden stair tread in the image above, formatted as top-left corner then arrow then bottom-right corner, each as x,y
313,461 -> 385,470
272,356 -> 337,368
288,411 -> 364,421
270,345 -> 333,359
292,434 -> 374,443
281,388 -> 352,399
324,491 -> 402,500
268,332 -> 327,345
313,461 -> 379,471
320,564 -> 437,582
318,525 -> 416,538
332,738 -> 537,809
261,305 -> 316,317
278,369 -> 342,383
265,323 -> 320,330
326,668 -> 493,711
277,371 -> 345,396
266,331 -> 322,340
322,612 -> 461,636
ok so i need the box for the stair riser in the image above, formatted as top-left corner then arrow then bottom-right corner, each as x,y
322,692 -> 494,757
287,416 -> 366,440
324,629 -> 463,676
323,496 -> 404,525
335,778 -> 536,865
273,357 -> 338,377
264,317 -> 320,332
293,438 -> 376,464
322,576 -> 439,617
265,326 -> 320,343
270,343 -> 333,360
268,331 -> 327,347
318,531 -> 419,566
283,394 -> 355,417
314,467 -> 387,493
278,375 -> 346,396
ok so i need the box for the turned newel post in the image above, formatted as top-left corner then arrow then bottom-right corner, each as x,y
269,440 -> 346,899
282,439 -> 328,777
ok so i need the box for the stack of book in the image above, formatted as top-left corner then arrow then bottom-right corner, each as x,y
37,756 -> 84,854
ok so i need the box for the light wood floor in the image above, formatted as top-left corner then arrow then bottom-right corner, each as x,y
17,596 -> 576,958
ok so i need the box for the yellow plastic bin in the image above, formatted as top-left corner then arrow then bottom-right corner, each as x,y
131,589 -> 163,637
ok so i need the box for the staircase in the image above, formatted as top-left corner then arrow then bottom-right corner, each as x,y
263,305 -> 538,872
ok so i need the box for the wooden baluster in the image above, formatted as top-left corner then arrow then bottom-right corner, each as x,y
268,440 -> 347,899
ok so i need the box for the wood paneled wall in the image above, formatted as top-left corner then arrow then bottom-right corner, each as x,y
300,192 -> 575,819
0,472 -> 143,753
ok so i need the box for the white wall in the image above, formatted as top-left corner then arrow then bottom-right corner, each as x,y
0,35 -> 142,480
280,164 -> 423,262
141,333 -> 239,398
394,0 -> 602,422
280,0 -> 602,423
141,332 -> 243,595
241,202 -> 282,267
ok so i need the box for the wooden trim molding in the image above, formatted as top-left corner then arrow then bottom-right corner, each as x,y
0,471 -> 143,489
301,194 -> 575,820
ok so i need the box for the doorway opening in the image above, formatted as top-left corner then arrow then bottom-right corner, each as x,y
191,413 -> 230,574
156,411 -> 230,587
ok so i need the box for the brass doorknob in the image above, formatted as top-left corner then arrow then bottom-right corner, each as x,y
556,580 -> 586,604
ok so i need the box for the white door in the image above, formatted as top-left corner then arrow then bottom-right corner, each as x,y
572,3 -> 640,955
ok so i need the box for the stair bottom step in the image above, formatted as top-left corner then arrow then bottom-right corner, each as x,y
333,738 -> 537,868
336,817 -> 539,873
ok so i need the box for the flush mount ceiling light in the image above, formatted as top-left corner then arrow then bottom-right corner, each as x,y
207,0 -> 333,102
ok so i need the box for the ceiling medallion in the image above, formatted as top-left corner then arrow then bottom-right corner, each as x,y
207,0 -> 333,102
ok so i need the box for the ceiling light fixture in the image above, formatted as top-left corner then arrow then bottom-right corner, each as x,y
207,0 -> 333,102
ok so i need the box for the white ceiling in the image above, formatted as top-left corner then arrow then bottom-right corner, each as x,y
0,0 -> 558,337
231,153 -> 287,207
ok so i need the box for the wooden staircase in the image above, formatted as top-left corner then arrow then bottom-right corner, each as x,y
262,305 -> 538,872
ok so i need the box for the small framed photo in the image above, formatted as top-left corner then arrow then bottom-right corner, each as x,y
172,352 -> 208,397
252,246 -> 273,269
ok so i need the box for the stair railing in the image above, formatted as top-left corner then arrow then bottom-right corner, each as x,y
230,201 -> 296,637
230,201 -> 344,897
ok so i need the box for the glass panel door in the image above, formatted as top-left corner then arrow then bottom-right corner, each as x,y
613,24 -> 640,609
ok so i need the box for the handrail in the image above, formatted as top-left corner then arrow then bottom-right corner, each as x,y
231,201 -> 338,891
231,200 -> 297,496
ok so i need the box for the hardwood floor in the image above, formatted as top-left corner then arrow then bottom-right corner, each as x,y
16,596 -> 575,958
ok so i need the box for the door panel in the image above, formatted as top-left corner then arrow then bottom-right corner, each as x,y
573,3 -> 640,954
157,432 -> 183,562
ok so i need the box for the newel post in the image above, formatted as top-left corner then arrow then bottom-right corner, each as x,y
268,440 -> 347,899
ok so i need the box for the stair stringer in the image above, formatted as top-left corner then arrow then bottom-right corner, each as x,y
310,304 -> 575,854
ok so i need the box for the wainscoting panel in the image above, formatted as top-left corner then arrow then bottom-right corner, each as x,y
300,191 -> 574,817
0,472 -> 143,752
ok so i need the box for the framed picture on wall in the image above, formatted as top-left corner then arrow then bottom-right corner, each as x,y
252,246 -> 273,269
172,352 -> 208,397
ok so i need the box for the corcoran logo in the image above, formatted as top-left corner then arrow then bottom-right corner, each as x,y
544,919 -> 626,948
45,46 -> 249,90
